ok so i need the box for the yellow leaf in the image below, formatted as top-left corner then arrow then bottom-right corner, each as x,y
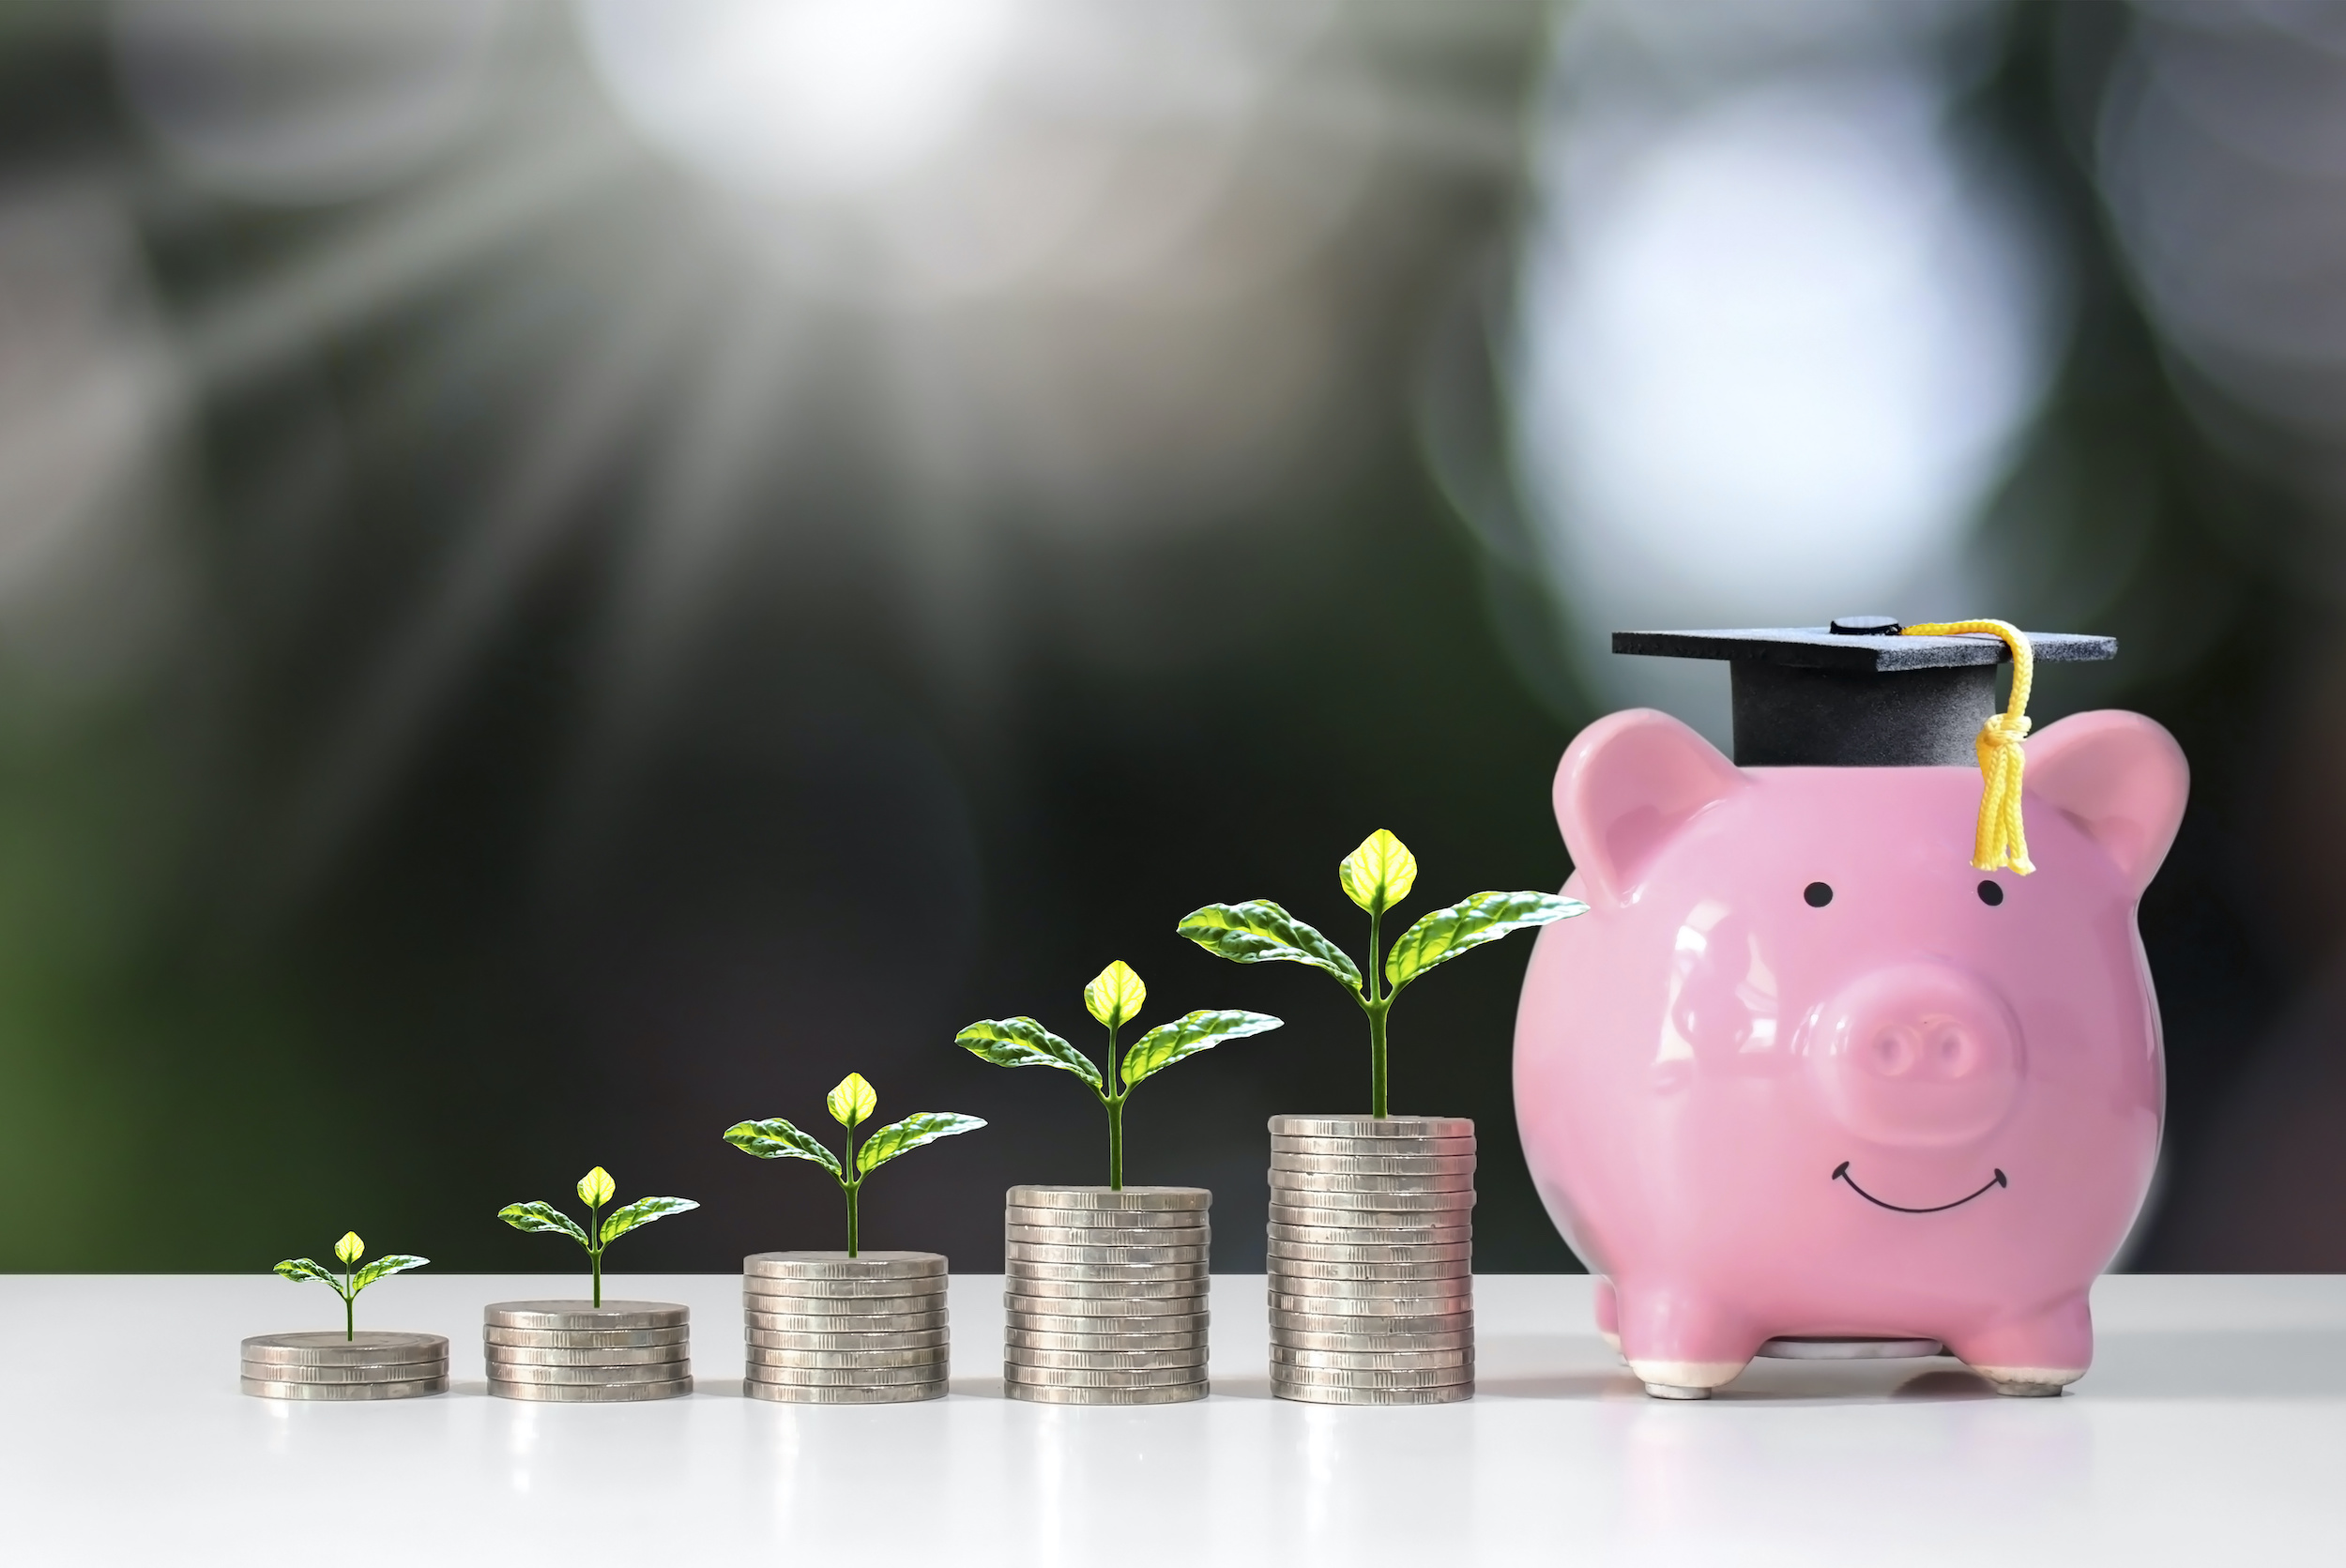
577,1166 -> 617,1207
827,1072 -> 877,1128
1084,960 -> 1148,1029
335,1231 -> 364,1266
1339,830 -> 1418,915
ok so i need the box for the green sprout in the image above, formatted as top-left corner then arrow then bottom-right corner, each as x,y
496,1166 -> 697,1307
956,960 -> 1281,1190
273,1231 -> 427,1342
1180,829 -> 1586,1118
724,1072 -> 985,1256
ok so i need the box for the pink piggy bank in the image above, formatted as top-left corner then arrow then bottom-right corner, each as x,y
1515,706 -> 2188,1397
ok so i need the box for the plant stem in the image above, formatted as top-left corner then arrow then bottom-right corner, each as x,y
1106,1021 -> 1124,1191
343,1282 -> 355,1342
844,1119 -> 861,1257
1367,906 -> 1389,1119
588,1200 -> 602,1308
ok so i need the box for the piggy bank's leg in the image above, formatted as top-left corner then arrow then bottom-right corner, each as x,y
1616,1283 -> 1759,1399
1594,1277 -> 1621,1355
1945,1294 -> 2093,1397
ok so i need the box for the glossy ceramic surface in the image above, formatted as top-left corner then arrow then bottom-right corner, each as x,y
1516,708 -> 2190,1395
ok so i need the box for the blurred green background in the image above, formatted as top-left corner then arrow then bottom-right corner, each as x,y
0,0 -> 2337,1274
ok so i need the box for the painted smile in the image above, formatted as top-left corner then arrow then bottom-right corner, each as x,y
1832,1161 -> 2007,1214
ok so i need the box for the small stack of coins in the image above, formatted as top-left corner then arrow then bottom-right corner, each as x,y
742,1252 -> 949,1404
240,1332 -> 449,1400
1003,1185 -> 1210,1406
483,1301 -> 692,1402
1267,1115 -> 1475,1405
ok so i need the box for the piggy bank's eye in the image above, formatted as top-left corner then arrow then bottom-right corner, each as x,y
1977,880 -> 2004,906
1804,882 -> 1834,907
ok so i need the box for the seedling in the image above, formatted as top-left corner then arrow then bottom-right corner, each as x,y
724,1072 -> 985,1256
496,1167 -> 697,1307
273,1231 -> 427,1341
956,960 -> 1280,1189
1181,829 -> 1585,1117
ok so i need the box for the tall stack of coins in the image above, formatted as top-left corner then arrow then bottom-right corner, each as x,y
483,1301 -> 692,1402
742,1252 -> 949,1404
1267,1115 -> 1474,1405
1003,1185 -> 1210,1406
240,1332 -> 449,1400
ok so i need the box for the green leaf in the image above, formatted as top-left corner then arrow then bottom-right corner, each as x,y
1339,830 -> 1418,916
497,1201 -> 589,1249
724,1117 -> 844,1178
600,1195 -> 698,1245
349,1255 -> 428,1292
1176,901 -> 1363,993
1120,1010 -> 1284,1089
1384,891 -> 1590,991
954,1016 -> 1104,1091
827,1072 -> 877,1129
577,1166 -> 617,1208
856,1111 -> 986,1175
334,1231 -> 365,1266
273,1257 -> 336,1286
1083,960 -> 1148,1029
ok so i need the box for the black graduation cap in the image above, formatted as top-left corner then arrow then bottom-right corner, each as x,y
1612,616 -> 2117,767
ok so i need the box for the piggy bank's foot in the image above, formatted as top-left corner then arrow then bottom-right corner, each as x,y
1973,1365 -> 2083,1398
1641,1380 -> 1713,1400
1624,1357 -> 1746,1397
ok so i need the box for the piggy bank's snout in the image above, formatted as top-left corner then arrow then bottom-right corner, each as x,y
1809,963 -> 2021,1148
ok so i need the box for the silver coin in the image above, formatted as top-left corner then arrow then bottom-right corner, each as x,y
741,1342 -> 943,1361
1004,1261 -> 1208,1284
743,1251 -> 945,1280
488,1359 -> 694,1384
1270,1135 -> 1475,1159
1006,1380 -> 1206,1406
485,1325 -> 688,1349
1004,1301 -> 1208,1325
1002,1362 -> 1207,1388
238,1359 -> 449,1384
745,1309 -> 947,1332
1272,1293 -> 1471,1318
741,1289 -> 946,1315
1269,1153 -> 1478,1177
484,1344 -> 689,1367
1272,1378 -> 1472,1406
241,1332 -> 449,1366
1269,1193 -> 1475,1219
739,1277 -> 948,1301
1271,1324 -> 1475,1351
1004,1241 -> 1210,1266
1004,1326 -> 1208,1352
1005,1346 -> 1208,1371
242,1376 -> 447,1401
1007,1312 -> 1209,1338
1270,1362 -> 1475,1388
745,1362 -> 947,1386
1272,1346 -> 1474,1371
1270,1277 -> 1475,1303
1004,1206 -> 1208,1231
1268,1218 -> 1470,1242
484,1301 -> 688,1331
1269,1310 -> 1473,1336
1007,1185 -> 1209,1211
1269,1169 -> 1476,1195
999,1274 -> 1207,1300
747,1379 -> 945,1405
490,1377 -> 693,1402
1269,1245 -> 1473,1271
1267,1115 -> 1472,1139
1266,1256 -> 1470,1283
745,1327 -> 950,1351
1004,1225 -> 1209,1249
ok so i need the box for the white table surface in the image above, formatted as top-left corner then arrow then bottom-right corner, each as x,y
6,1272 -> 2344,1564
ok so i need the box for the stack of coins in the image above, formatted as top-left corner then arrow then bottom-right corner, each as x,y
1267,1115 -> 1475,1406
483,1301 -> 692,1402
240,1332 -> 449,1400
742,1252 -> 949,1404
1003,1185 -> 1210,1406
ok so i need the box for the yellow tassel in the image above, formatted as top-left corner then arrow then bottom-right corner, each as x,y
1900,618 -> 2034,875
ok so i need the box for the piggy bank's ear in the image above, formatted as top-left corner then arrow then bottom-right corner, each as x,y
1555,709 -> 1745,906
2025,710 -> 2189,896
